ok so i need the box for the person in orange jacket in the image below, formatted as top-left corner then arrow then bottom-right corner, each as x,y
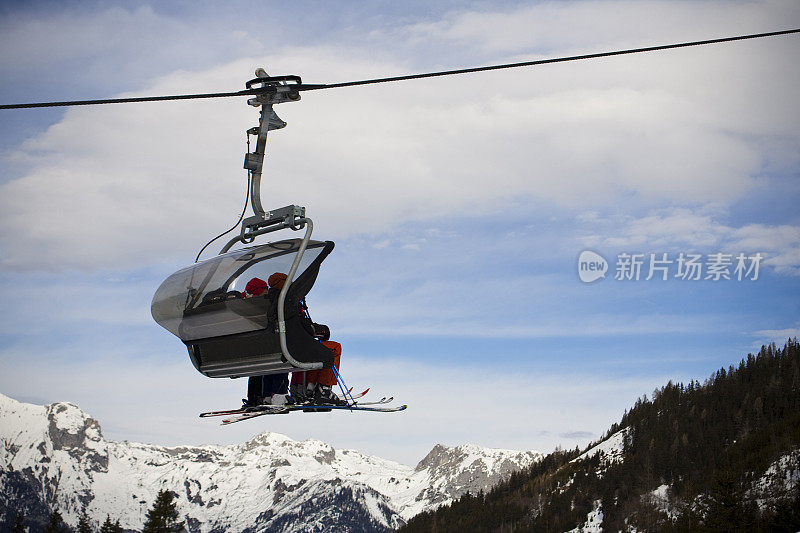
290,338 -> 346,405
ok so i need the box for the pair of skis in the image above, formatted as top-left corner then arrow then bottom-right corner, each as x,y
198,387 -> 369,418
199,388 -> 407,425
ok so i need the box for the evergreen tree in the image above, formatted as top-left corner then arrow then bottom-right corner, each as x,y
142,489 -> 186,533
99,515 -> 112,533
76,507 -> 92,533
99,515 -> 122,533
44,509 -> 70,533
11,510 -> 26,533
703,471 -> 748,531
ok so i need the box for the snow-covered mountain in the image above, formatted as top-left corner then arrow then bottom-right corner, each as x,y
0,393 -> 542,532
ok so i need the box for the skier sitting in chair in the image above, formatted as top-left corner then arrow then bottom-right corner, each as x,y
241,272 -> 345,407
241,275 -> 291,407
290,325 -> 347,406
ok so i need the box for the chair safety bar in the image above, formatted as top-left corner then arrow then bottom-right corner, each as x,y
276,218 -> 323,371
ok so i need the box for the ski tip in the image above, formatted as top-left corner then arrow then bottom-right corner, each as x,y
200,412 -> 230,418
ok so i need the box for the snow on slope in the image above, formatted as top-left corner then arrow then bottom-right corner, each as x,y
572,427 -> 628,467
0,393 -> 541,532
566,499 -> 603,533
748,448 -> 800,510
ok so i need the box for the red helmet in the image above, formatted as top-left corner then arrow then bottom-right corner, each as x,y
244,277 -> 267,296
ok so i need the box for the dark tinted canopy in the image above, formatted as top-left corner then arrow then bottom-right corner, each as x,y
152,239 -> 331,342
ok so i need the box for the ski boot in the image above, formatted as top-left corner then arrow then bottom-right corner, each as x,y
289,383 -> 308,404
241,397 -> 263,411
314,385 -> 350,407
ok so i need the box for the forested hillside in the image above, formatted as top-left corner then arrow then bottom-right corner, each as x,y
402,339 -> 800,532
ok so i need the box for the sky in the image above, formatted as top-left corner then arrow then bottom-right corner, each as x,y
0,0 -> 798,466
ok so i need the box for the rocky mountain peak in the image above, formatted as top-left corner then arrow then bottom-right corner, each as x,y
416,442 -> 542,477
411,443 -> 543,507
46,401 -> 104,450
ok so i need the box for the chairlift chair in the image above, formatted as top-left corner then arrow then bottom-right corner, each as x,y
151,69 -> 336,379
152,238 -> 335,378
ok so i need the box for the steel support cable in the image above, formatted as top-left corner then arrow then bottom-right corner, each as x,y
305,28 -> 800,91
1,29 -> 797,110
194,172 -> 251,262
0,88 -> 265,110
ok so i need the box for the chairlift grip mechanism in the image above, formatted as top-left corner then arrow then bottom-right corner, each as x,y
241,68 -> 299,225
220,67 -> 304,254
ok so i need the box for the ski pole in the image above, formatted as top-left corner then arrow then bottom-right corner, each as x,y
332,366 -> 356,407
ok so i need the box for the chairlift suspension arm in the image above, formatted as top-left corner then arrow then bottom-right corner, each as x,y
246,100 -> 284,218
248,105 -> 270,218
243,68 -> 296,222
220,68 -> 302,254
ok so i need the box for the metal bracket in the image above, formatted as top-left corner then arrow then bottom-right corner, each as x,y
219,204 -> 306,254
241,204 -> 306,239
245,73 -> 302,106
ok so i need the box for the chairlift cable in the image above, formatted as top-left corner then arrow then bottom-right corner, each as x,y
0,28 -> 797,110
303,28 -> 800,91
0,88 -> 262,110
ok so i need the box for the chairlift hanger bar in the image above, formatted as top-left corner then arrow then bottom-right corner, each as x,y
0,28 -> 798,110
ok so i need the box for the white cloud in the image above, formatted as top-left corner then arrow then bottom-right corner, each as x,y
590,208 -> 727,249
318,285 -> 724,338
404,1 -> 799,53
729,224 -> 800,274
0,275 -> 154,336
0,5 -> 260,93
581,207 -> 800,274
1,2 -> 798,271
752,322 -> 800,346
